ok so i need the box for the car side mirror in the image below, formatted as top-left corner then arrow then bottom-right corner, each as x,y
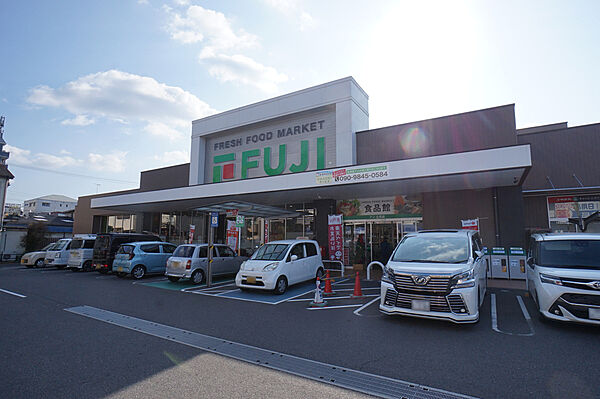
527,257 -> 534,268
290,254 -> 298,262
475,250 -> 484,259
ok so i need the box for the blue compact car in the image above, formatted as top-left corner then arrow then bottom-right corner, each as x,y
112,241 -> 177,279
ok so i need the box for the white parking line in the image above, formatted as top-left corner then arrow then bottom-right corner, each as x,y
0,288 -> 26,298
306,304 -> 362,310
491,293 -> 535,336
288,294 -> 379,302
353,296 -> 381,316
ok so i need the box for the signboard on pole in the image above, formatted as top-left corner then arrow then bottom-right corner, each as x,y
210,212 -> 219,228
236,215 -> 245,228
226,209 -> 238,217
188,224 -> 195,244
264,220 -> 269,243
328,214 -> 343,261
461,219 -> 479,231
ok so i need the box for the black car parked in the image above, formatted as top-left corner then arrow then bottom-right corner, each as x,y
92,233 -> 160,273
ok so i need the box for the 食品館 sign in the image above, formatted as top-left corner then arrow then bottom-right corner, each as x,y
336,196 -> 422,220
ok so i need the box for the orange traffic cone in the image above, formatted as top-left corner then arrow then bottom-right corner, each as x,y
350,271 -> 363,298
323,270 -> 335,296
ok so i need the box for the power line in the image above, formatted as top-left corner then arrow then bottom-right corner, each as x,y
9,164 -> 138,184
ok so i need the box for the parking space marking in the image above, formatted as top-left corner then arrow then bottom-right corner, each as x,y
353,296 -> 381,316
491,293 -> 535,337
288,294 -> 379,302
306,304 -> 362,310
0,288 -> 26,298
181,279 -> 235,292
215,288 -> 242,295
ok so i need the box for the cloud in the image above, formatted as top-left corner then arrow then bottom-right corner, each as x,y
262,0 -> 315,31
88,151 -> 127,173
199,51 -> 288,94
165,5 -> 257,50
61,114 -> 95,126
5,144 -> 127,173
28,70 -> 214,138
5,144 -> 81,168
143,121 -> 185,140
172,0 -> 190,6
153,150 -> 190,167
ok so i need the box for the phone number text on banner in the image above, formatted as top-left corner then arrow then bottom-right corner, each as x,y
316,165 -> 389,185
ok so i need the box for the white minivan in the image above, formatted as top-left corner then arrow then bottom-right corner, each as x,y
235,240 -> 324,294
527,233 -> 600,325
67,235 -> 96,271
380,230 -> 487,323
44,238 -> 73,269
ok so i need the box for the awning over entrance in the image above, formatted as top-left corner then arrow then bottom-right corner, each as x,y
193,201 -> 299,218
91,144 -> 532,213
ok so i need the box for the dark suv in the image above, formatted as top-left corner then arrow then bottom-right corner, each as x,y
93,233 -> 160,273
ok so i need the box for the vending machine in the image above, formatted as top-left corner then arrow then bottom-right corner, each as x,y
508,247 -> 526,280
490,247 -> 509,279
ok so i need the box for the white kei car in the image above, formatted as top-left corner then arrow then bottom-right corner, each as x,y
380,230 -> 487,323
235,240 -> 324,294
527,233 -> 600,325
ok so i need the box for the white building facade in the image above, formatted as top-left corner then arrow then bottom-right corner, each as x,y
24,195 -> 77,216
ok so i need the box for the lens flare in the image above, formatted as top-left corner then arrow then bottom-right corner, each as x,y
400,127 -> 428,156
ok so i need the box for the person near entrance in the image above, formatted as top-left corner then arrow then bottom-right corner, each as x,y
379,237 -> 392,264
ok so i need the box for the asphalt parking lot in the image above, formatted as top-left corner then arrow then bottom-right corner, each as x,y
1,263 -> 599,399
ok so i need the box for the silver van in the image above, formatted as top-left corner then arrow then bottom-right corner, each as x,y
67,235 -> 96,271
165,244 -> 247,284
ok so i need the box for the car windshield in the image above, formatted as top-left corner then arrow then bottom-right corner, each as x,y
41,243 -> 54,251
391,235 -> 469,263
539,240 -> 600,269
70,239 -> 84,249
173,245 -> 196,258
252,244 -> 290,261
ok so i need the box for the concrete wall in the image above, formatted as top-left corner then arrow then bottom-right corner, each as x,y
356,104 -> 516,164
140,163 -> 189,191
518,122 -> 600,190
422,189 -> 497,247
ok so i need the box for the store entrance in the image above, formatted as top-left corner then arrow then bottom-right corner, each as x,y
344,219 -> 422,267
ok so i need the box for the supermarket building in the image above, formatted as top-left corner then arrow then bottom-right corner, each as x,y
73,77 -> 600,265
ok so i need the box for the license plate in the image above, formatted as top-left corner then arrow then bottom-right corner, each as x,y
246,276 -> 256,284
117,267 -> 123,272
411,299 -> 430,312
589,308 -> 600,320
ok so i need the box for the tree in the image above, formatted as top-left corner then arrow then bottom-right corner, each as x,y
21,222 -> 48,252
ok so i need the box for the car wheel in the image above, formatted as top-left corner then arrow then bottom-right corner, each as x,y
168,276 -> 180,283
34,259 -> 44,268
273,276 -> 288,295
131,265 -> 146,280
315,267 -> 324,281
82,261 -> 92,272
191,269 -> 205,285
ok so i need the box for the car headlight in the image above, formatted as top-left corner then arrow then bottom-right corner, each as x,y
382,266 -> 395,284
239,261 -> 247,271
540,274 -> 563,286
450,269 -> 475,288
263,262 -> 279,271
55,253 -> 61,258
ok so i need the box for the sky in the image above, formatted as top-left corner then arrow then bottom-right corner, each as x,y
0,0 -> 599,206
